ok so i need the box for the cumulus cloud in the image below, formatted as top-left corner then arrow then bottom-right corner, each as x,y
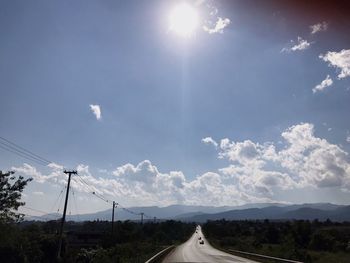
203,17 -> 230,34
48,162 -> 64,170
310,21 -> 328,34
201,137 -> 218,148
213,123 -> 350,192
89,104 -> 101,120
113,160 -> 161,184
12,163 -> 63,183
220,165 -> 296,196
14,123 -> 350,206
312,75 -> 333,93
218,139 -> 261,163
110,161 -> 272,205
320,49 -> 350,79
282,37 -> 311,52
12,159 -> 272,207
280,123 -> 350,189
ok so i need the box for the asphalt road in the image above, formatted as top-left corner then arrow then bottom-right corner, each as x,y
162,226 -> 258,263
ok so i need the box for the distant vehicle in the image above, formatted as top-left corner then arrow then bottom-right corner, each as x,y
199,240 -> 204,245
198,237 -> 202,240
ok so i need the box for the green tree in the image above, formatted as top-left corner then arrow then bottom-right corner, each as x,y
0,171 -> 32,222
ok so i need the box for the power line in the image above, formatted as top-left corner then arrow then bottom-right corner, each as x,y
56,189 -> 65,214
22,206 -> 61,219
49,186 -> 66,214
22,212 -> 60,221
0,136 -> 159,223
0,136 -> 52,165
75,174 -> 98,194
0,143 -> 49,166
70,176 -> 146,224
0,136 -> 52,163
68,174 -> 150,220
68,188 -> 72,217
73,175 -> 95,193
92,192 -> 110,203
73,175 -> 110,204
71,187 -> 80,222
118,203 -> 141,216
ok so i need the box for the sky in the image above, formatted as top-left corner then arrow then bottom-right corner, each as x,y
1,0 -> 350,215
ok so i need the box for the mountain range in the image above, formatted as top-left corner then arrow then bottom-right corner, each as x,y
27,203 -> 350,222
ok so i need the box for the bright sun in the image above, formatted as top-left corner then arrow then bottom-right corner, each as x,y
169,3 -> 199,37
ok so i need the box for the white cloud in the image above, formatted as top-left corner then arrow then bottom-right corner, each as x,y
220,165 -> 296,197
277,123 -> 349,188
185,172 -> 246,205
203,17 -> 230,34
89,104 -> 101,120
13,160 -> 272,207
12,163 -> 62,183
212,123 -> 350,191
201,137 -> 218,148
48,162 -> 64,170
310,21 -> 328,34
312,75 -> 333,93
14,123 -> 350,207
320,49 -> 350,79
113,160 -> 161,184
282,37 -> 311,52
291,37 -> 311,51
33,191 -> 44,196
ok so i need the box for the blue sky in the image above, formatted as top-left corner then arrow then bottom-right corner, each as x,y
1,0 -> 350,214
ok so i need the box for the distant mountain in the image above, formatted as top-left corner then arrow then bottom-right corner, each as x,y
26,203 -> 347,222
283,203 -> 342,211
174,211 -> 205,219
29,204 -> 238,222
184,205 -> 350,222
229,203 -> 289,210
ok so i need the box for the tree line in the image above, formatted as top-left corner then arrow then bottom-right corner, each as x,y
202,219 -> 350,263
0,219 -> 195,262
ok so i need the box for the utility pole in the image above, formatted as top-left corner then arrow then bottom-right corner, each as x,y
112,201 -> 118,233
140,212 -> 144,224
153,217 -> 157,223
57,170 -> 77,259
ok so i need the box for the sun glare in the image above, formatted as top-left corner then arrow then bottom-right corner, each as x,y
169,3 -> 199,37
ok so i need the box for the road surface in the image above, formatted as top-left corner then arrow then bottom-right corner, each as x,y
162,226 -> 258,263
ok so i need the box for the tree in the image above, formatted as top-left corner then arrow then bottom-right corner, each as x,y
0,171 -> 32,222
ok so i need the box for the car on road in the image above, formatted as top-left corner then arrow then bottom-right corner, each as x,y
199,240 -> 204,245
198,237 -> 202,240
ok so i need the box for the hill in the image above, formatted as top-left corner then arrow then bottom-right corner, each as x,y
25,203 -> 347,222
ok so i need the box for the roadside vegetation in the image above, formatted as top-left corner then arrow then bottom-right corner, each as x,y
0,218 -> 195,262
0,171 -> 195,262
202,219 -> 350,263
